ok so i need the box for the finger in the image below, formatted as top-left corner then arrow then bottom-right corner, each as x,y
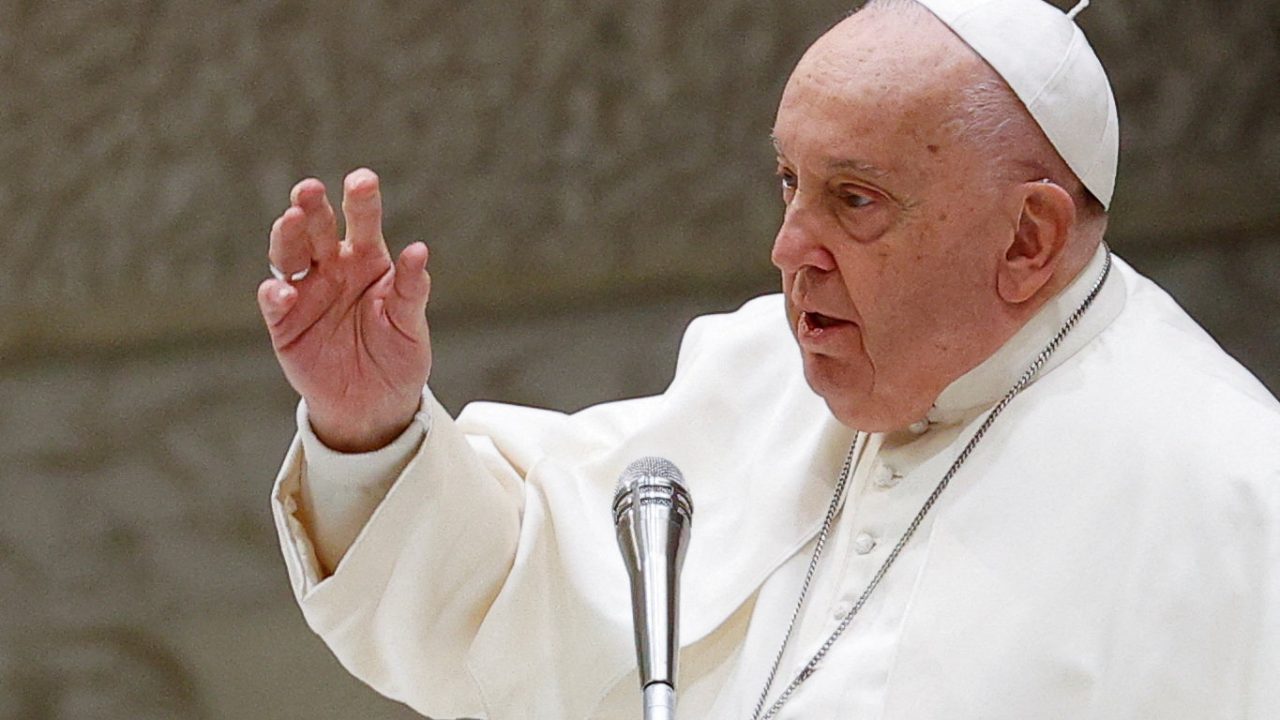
291,177 -> 339,262
342,168 -> 387,254
289,177 -> 319,206
387,242 -> 431,333
268,207 -> 312,275
257,278 -> 299,331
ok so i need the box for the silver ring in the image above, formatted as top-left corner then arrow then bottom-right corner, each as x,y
269,263 -> 310,282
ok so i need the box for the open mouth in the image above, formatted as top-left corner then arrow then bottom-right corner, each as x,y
803,311 -> 850,329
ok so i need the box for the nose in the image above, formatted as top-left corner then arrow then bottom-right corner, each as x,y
770,193 -> 836,274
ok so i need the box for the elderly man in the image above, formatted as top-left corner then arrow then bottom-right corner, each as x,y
258,0 -> 1280,718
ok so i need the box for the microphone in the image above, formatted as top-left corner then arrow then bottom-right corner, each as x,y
612,457 -> 694,720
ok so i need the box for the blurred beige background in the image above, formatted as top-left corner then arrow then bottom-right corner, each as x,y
1,1 -> 1277,718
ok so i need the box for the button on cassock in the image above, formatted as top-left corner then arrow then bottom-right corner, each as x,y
853,532 -> 877,555
872,463 -> 901,489
833,600 -> 852,620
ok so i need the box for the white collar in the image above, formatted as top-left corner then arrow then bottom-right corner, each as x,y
925,244 -> 1127,426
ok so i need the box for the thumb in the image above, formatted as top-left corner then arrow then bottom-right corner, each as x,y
387,242 -> 431,332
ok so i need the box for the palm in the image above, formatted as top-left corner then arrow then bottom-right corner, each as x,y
257,169 -> 432,452
276,244 -> 425,410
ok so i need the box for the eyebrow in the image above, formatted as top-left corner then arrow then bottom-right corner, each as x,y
770,134 -> 891,179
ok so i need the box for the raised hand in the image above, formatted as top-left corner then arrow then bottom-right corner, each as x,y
257,168 -> 432,453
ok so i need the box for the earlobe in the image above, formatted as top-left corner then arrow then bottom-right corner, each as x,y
996,182 -> 1075,304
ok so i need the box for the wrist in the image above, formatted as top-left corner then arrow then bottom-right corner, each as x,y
307,395 -> 422,454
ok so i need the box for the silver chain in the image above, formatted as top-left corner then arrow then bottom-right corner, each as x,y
750,248 -> 1112,720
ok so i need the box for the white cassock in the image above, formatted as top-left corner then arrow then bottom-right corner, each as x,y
271,248 -> 1280,719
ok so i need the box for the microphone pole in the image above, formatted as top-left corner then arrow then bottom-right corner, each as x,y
613,457 -> 694,720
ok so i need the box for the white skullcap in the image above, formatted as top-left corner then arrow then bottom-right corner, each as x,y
913,0 -> 1120,209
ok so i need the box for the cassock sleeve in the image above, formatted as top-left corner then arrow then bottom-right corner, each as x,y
293,393 -> 430,574
1249,467 -> 1280,716
271,388 -> 526,719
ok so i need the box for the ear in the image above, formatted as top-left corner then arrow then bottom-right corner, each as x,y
996,180 -> 1076,304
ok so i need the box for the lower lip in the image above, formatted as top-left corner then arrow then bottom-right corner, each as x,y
797,312 -> 858,349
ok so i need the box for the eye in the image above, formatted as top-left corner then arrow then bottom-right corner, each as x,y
777,168 -> 798,203
838,187 -> 874,209
832,185 -> 893,243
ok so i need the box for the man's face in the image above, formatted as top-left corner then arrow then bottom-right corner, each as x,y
771,12 -> 1019,431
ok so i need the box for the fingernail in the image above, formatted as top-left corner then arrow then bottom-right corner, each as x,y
275,286 -> 294,303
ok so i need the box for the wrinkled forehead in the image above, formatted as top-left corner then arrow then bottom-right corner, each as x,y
774,10 -> 988,154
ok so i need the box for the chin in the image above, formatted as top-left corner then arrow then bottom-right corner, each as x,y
801,353 -> 874,428
801,353 -> 921,432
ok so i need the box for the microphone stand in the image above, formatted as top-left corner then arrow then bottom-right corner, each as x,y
644,683 -> 676,720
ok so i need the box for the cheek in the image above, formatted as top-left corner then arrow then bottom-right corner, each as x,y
881,262 -> 987,354
832,250 -> 940,355
829,244 -> 893,308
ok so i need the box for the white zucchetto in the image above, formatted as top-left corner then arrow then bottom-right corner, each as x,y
914,0 -> 1120,208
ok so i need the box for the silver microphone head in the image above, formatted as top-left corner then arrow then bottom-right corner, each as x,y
612,456 -> 693,525
612,456 -> 693,703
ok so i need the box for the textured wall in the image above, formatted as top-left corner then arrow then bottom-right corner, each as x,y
2,0 -> 1277,718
